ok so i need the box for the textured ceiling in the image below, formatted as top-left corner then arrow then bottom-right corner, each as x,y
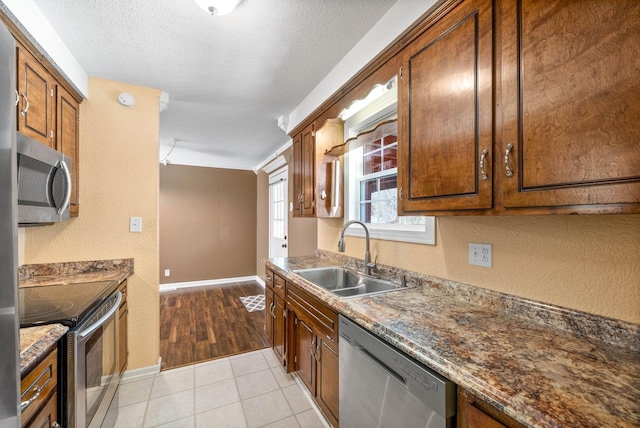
30,0 -> 398,169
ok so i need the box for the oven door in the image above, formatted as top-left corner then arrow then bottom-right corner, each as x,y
67,291 -> 122,428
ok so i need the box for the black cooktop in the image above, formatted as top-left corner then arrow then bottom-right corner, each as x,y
19,280 -> 119,328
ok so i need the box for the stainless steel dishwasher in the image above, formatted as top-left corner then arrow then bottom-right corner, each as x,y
339,316 -> 456,428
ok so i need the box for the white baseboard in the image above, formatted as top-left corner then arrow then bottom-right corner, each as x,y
160,276 -> 265,292
120,357 -> 162,383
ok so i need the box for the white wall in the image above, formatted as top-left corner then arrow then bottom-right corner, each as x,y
1,0 -> 88,96
287,0 -> 438,131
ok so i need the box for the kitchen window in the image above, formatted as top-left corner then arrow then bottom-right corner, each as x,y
342,77 -> 435,245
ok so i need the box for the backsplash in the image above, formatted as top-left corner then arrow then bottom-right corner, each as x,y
19,258 -> 134,281
315,249 -> 640,352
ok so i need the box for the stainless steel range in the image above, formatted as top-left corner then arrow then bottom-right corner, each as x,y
20,281 -> 123,428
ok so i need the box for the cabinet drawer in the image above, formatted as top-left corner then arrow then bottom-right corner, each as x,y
273,274 -> 286,298
265,269 -> 274,289
287,283 -> 338,343
21,347 -> 57,424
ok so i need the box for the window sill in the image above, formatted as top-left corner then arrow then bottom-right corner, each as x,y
344,218 -> 436,245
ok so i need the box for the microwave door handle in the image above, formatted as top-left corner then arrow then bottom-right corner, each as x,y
78,292 -> 122,340
57,159 -> 72,215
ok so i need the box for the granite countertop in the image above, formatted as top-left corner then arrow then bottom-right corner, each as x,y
20,324 -> 68,375
19,258 -> 133,288
265,254 -> 640,428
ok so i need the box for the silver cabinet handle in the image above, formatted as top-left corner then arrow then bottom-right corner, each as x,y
270,302 -> 275,318
310,336 -> 316,359
20,377 -> 51,412
480,149 -> 489,181
15,90 -> 19,106
20,92 -> 29,115
505,143 -> 514,178
315,344 -> 321,362
57,159 -> 72,215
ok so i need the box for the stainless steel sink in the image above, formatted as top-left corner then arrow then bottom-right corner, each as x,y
293,266 -> 414,298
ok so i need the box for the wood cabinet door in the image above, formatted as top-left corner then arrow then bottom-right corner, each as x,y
56,84 -> 80,217
458,388 -> 526,428
292,132 -> 302,216
399,0 -> 493,212
17,44 -> 54,148
316,337 -> 339,427
273,295 -> 286,367
23,392 -> 58,428
499,0 -> 640,211
264,287 -> 274,348
295,317 -> 316,393
467,405 -> 507,428
300,124 -> 316,216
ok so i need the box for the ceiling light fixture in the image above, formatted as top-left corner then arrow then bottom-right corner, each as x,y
194,0 -> 242,16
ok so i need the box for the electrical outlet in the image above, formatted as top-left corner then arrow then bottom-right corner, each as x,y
164,269 -> 170,277
469,243 -> 492,267
129,217 -> 142,233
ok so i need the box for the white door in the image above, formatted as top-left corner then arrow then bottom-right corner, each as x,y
269,168 -> 288,258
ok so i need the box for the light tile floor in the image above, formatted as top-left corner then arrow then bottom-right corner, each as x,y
113,348 -> 331,428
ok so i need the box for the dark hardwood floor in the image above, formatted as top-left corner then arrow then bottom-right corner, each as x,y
159,281 -> 268,370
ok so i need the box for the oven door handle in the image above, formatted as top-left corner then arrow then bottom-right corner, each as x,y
78,291 -> 122,340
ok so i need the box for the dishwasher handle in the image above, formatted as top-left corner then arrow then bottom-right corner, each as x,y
353,342 -> 407,386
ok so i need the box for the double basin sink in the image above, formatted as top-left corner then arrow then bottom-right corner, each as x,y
293,266 -> 414,298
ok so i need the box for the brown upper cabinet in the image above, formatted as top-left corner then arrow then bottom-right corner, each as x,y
292,120 -> 344,218
56,84 -> 80,216
17,43 -> 55,148
497,0 -> 640,212
16,41 -> 81,216
398,0 -> 493,212
399,0 -> 639,215
293,0 -> 639,216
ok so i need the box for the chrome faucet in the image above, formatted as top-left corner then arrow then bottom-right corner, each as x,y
338,220 -> 376,276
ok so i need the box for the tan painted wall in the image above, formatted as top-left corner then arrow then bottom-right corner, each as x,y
319,215 -> 640,324
256,170 -> 269,281
24,77 -> 162,370
159,165 -> 257,283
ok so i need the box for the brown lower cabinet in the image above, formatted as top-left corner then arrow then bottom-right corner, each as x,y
287,281 -> 339,427
21,346 -> 60,427
264,269 -> 288,368
24,393 -> 58,428
458,388 -> 527,428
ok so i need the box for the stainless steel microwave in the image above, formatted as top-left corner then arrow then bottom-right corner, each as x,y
17,132 -> 71,225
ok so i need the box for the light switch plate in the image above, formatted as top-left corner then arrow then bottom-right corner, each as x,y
130,217 -> 142,233
469,243 -> 492,267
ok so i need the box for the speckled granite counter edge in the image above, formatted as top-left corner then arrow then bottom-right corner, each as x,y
19,258 -> 134,280
314,249 -> 640,351
20,324 -> 68,374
